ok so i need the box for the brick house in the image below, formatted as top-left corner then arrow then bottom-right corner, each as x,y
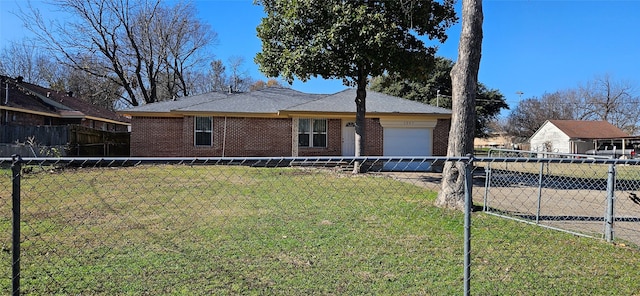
121,87 -> 451,160
1,75 -> 130,132
1,75 -> 131,156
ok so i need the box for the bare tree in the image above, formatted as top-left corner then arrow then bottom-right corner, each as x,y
504,76 -> 640,138
1,41 -> 122,109
504,91 -> 575,140
0,39 -> 52,85
203,57 -> 254,93
575,74 -> 640,135
436,0 -> 483,211
61,58 -> 123,111
20,0 -> 216,107
227,56 -> 254,93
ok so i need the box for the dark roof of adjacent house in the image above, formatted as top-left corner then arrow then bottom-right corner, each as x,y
0,75 -> 130,125
121,87 -> 452,116
548,120 -> 629,139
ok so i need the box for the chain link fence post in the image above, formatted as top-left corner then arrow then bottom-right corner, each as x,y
464,154 -> 474,296
605,163 -> 615,242
11,154 -> 23,296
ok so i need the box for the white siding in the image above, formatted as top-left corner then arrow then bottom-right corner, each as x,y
529,122 -> 571,154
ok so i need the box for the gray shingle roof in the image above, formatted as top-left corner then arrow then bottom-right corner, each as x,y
121,87 -> 451,116
284,89 -> 452,114
179,87 -> 325,113
121,91 -> 229,113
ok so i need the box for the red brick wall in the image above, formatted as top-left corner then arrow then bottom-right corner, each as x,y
202,117 -> 292,157
132,116 -> 293,157
131,117 -> 184,156
365,118 -> 383,156
131,116 -> 431,157
433,118 -> 451,156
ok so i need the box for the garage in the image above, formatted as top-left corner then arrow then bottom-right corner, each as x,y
381,120 -> 436,171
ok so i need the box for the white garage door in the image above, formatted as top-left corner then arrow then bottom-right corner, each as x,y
384,127 -> 432,156
383,127 -> 432,171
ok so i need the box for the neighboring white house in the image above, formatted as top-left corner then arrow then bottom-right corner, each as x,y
529,120 -> 629,155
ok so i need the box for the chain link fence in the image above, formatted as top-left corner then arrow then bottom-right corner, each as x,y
2,155 -> 639,295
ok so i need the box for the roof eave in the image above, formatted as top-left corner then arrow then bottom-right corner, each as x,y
1,105 -> 61,118
83,115 -> 131,126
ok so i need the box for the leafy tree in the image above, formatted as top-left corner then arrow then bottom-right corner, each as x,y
250,78 -> 284,91
20,0 -> 216,107
209,60 -> 228,92
436,0 -> 483,210
370,56 -> 508,137
255,0 -> 457,171
370,57 -> 454,103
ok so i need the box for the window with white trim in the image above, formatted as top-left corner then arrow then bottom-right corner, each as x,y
194,116 -> 213,146
298,118 -> 327,148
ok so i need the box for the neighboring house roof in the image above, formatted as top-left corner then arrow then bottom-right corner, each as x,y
121,87 -> 452,117
0,75 -> 130,125
532,120 -> 629,140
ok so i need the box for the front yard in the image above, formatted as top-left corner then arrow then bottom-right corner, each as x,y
1,165 -> 638,294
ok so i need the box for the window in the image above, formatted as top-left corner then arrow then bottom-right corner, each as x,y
195,116 -> 213,146
298,119 -> 327,148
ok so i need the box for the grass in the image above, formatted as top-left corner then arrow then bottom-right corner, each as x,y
1,165 -> 639,295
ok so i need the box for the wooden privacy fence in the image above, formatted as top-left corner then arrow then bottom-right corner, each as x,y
0,125 -> 129,156
1,125 -> 68,146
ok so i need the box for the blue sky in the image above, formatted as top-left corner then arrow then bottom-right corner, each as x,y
1,0 -> 639,114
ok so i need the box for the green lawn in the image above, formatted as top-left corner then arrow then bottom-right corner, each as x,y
1,165 -> 638,295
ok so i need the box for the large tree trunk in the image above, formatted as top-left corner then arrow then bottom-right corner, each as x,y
435,0 -> 483,210
353,67 -> 367,173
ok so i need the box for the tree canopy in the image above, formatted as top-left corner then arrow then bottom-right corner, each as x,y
256,1 -> 456,84
370,56 -> 508,138
255,0 -> 457,169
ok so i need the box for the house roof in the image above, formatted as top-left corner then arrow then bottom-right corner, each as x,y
0,75 -> 130,125
119,91 -> 230,113
121,87 -> 452,117
180,87 -> 327,114
283,89 -> 452,114
547,120 -> 629,139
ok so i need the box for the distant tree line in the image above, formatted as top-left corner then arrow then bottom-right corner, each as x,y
504,74 -> 640,139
